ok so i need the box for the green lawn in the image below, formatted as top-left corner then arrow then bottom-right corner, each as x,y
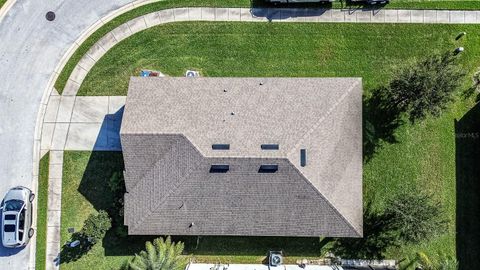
35,152 -> 49,270
0,0 -> 6,10
78,22 -> 480,96
60,23 -> 480,269
54,0 -> 480,94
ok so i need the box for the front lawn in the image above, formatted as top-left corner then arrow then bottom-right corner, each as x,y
78,22 -> 480,96
61,22 -> 480,269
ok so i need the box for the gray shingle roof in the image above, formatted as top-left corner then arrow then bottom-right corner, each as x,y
121,77 -> 363,237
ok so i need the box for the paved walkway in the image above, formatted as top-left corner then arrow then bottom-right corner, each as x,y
41,93 -> 125,269
41,92 -> 125,155
40,6 -> 480,270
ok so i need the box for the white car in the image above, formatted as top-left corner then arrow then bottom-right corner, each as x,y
1,186 -> 35,248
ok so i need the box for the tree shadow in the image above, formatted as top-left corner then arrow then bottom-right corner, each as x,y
59,232 -> 93,264
330,201 -> 397,259
454,102 -> 480,270
363,87 -> 404,161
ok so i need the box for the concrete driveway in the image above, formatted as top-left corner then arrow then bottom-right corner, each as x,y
0,0 -> 133,268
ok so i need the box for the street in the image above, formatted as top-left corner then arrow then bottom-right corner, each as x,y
0,0 -> 133,268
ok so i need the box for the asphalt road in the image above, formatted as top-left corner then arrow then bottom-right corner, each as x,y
0,0 -> 133,268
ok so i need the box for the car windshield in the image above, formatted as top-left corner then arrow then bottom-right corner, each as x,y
4,200 -> 24,211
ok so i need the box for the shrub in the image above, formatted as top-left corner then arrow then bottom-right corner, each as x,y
81,210 -> 112,244
121,236 -> 187,270
385,190 -> 448,244
109,171 -> 125,195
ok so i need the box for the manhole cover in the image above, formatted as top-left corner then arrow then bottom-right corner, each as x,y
45,11 -> 55,21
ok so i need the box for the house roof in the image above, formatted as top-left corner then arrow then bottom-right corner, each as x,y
121,77 -> 363,237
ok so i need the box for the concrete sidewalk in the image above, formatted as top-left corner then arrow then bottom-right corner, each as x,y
41,93 -> 125,154
41,93 -> 125,269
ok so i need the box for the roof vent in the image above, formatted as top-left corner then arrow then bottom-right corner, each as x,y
261,144 -> 279,150
300,149 -> 307,167
212,144 -> 230,150
259,164 -> 278,173
210,164 -> 229,173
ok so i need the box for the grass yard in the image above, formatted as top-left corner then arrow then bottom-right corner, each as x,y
54,0 -> 480,94
60,23 -> 480,270
35,152 -> 49,270
78,22 -> 480,96
386,0 -> 480,9
0,0 -> 6,10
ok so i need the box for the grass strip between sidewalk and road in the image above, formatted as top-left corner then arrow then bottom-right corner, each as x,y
54,0 -> 480,94
35,152 -> 49,270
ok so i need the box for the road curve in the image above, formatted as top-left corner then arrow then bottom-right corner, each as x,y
0,0 -> 134,268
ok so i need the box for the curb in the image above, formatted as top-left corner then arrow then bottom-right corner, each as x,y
0,0 -> 16,23
33,1 -> 165,269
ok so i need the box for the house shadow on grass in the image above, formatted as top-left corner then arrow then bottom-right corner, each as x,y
455,102 -> 480,270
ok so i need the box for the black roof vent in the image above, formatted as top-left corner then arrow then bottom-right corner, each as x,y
300,149 -> 307,167
261,144 -> 279,150
212,144 -> 230,150
210,164 -> 229,173
259,164 -> 278,173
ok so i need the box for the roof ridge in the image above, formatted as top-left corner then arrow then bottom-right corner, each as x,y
286,159 -> 362,237
286,79 -> 362,235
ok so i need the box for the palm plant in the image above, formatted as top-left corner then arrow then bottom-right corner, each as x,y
122,236 -> 187,270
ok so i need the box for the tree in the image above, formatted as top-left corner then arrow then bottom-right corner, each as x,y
384,191 -> 448,244
82,210 -> 112,244
385,51 -> 465,122
60,210 -> 112,263
122,236 -> 187,270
